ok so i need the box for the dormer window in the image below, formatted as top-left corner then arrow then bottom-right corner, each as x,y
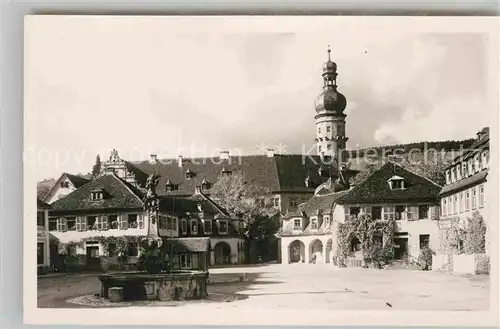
90,189 -> 104,201
221,166 -> 232,177
60,181 -> 70,188
185,168 -> 195,179
311,217 -> 318,230
165,179 -> 179,192
293,218 -> 301,229
388,175 -> 405,190
201,178 -> 212,190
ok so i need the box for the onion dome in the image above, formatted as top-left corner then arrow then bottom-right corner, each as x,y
315,89 -> 347,114
315,46 -> 347,114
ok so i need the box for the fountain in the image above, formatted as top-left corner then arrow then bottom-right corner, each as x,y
97,174 -> 209,302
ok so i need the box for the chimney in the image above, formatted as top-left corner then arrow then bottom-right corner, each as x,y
194,186 -> 202,195
177,155 -> 183,167
267,148 -> 275,157
219,150 -> 230,160
149,154 -> 158,164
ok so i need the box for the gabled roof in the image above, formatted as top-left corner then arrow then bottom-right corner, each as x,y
335,162 -> 442,204
129,154 -> 343,196
439,170 -> 488,196
65,173 -> 91,188
163,237 -> 210,253
37,198 -> 51,210
446,127 -> 489,169
42,172 -> 91,202
299,190 -> 350,216
49,173 -> 144,214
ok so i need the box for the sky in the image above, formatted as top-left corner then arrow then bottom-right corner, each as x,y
25,17 -> 492,181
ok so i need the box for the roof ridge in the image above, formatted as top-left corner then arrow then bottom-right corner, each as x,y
197,192 -> 231,217
42,173 -> 71,202
109,172 -> 145,204
336,162 -> 388,202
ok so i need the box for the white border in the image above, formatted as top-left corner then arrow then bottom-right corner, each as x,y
23,15 -> 500,326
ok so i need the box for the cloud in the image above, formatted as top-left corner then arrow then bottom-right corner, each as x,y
25,19 -> 490,180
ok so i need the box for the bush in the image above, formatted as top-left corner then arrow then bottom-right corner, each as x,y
417,247 -> 435,270
364,245 -> 394,269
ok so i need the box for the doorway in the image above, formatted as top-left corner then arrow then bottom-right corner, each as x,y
86,245 -> 101,270
393,238 -> 408,260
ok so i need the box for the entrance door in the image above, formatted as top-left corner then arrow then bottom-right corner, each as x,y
393,238 -> 408,260
86,246 -> 100,270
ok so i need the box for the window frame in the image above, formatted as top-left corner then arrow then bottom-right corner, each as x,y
204,219 -> 212,234
383,206 -> 395,220
479,185 -> 485,208
472,188 -> 477,209
293,218 -> 301,229
57,218 -> 67,232
418,205 -> 429,220
218,220 -> 229,235
419,234 -> 430,250
465,190 -> 471,211
190,219 -> 198,234
406,206 -> 418,221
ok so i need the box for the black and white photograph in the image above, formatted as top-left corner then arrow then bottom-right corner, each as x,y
24,16 -> 498,326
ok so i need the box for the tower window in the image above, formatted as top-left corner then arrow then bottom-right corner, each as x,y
327,126 -> 331,133
327,144 -> 332,150
318,127 -> 321,134
318,145 -> 322,152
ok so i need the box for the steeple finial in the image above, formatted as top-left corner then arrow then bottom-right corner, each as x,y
327,45 -> 331,60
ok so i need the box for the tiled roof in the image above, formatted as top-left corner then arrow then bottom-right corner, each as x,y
446,127 -> 489,169
163,237 -> 210,253
49,173 -> 144,214
37,198 -> 51,210
65,173 -> 91,188
439,170 -> 488,196
158,193 -> 231,218
299,190 -> 350,216
335,162 -> 442,204
129,155 -> 344,196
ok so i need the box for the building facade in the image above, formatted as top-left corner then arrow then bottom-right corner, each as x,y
280,162 -> 442,265
439,127 -> 490,253
37,199 -> 51,271
48,172 -> 245,271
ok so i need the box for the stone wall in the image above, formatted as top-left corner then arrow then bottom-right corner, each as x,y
432,253 -> 489,275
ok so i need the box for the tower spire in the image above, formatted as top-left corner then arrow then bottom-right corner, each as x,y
327,45 -> 331,61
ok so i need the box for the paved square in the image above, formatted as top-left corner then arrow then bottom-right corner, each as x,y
38,264 -> 489,311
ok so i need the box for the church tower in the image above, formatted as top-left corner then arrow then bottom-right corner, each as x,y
314,46 -> 348,161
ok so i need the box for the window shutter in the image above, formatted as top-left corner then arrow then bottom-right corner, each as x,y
75,217 -> 81,232
119,215 -> 126,230
81,217 -> 87,231
138,214 -> 144,229
102,216 -> 109,230
430,206 -> 439,220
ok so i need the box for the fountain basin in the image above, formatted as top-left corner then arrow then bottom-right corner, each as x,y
97,270 -> 209,301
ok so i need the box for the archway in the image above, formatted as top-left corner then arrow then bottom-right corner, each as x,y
214,242 -> 231,265
309,239 -> 323,263
325,238 -> 333,263
288,240 -> 305,263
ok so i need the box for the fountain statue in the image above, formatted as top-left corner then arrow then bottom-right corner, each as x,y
97,174 -> 209,302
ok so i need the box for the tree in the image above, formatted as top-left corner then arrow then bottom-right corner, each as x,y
402,152 -> 446,186
210,171 -> 279,262
210,171 -> 274,222
91,154 -> 102,177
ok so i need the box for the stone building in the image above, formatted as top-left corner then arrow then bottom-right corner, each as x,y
47,171 -> 244,271
280,161 -> 442,265
439,127 -> 490,253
